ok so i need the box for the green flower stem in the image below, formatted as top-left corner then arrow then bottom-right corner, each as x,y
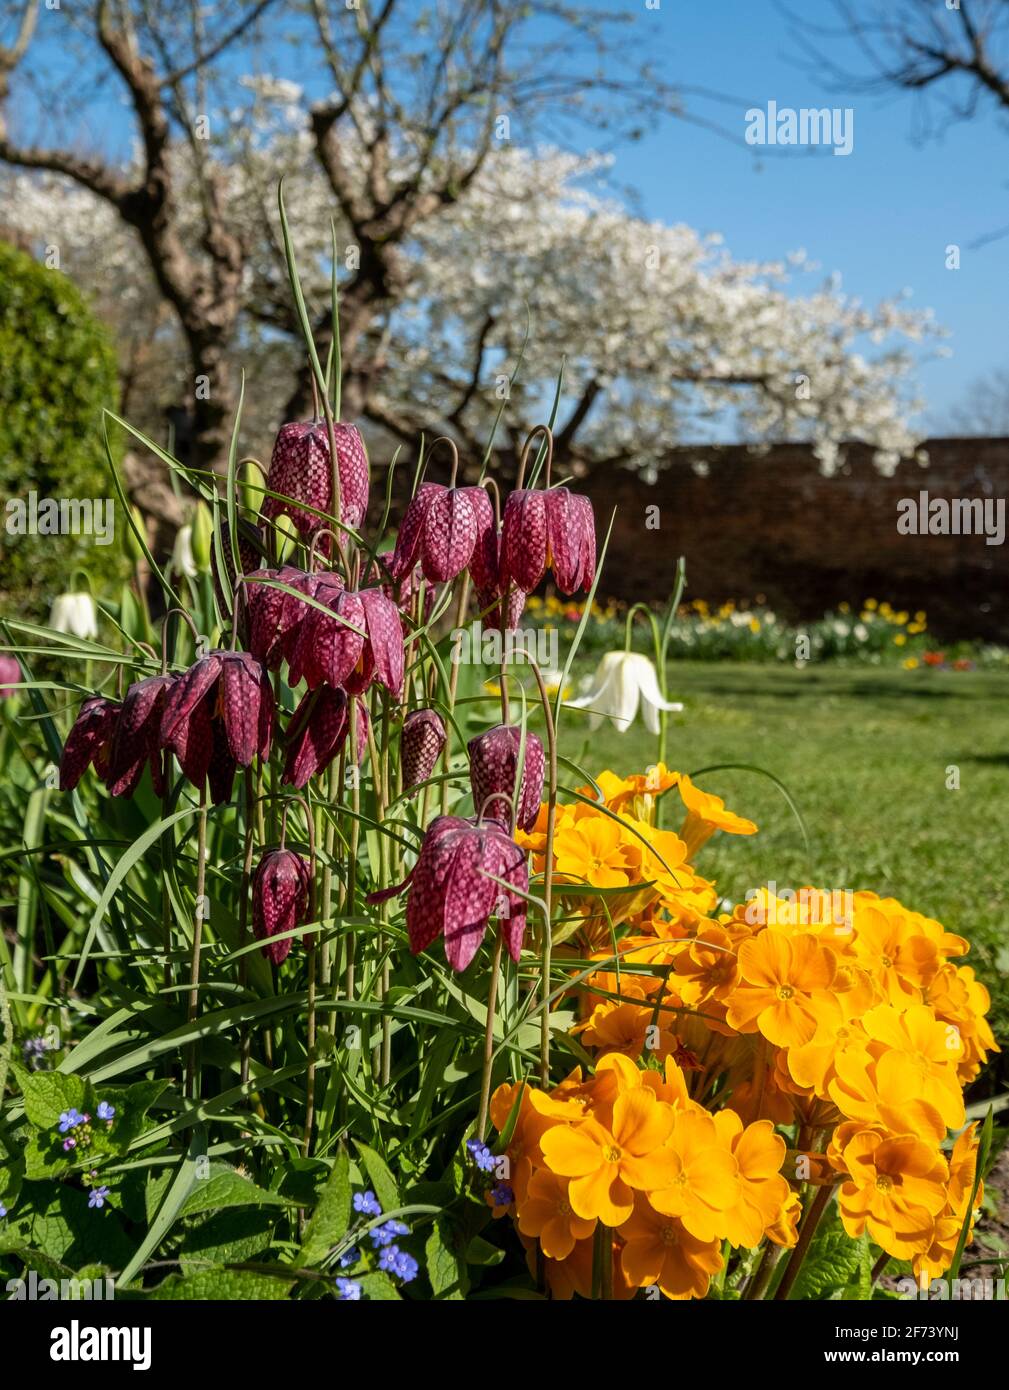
476,932 -> 505,1142
184,780 -> 209,1103
440,572 -> 471,815
529,661 -> 558,1088
774,1181 -> 837,1300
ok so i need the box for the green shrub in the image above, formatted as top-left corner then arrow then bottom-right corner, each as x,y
0,241 -> 127,620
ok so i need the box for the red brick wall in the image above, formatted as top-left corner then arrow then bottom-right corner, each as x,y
585,437 -> 1009,642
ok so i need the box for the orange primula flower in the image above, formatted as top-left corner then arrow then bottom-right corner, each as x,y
620,1194 -> 723,1299
837,1130 -> 948,1256
724,929 -> 839,1047
516,1169 -> 597,1259
827,1047 -> 948,1144
675,773 -> 757,859
648,1107 -> 740,1241
712,1111 -> 791,1248
673,924 -> 739,1005
554,814 -> 633,891
849,903 -> 939,1004
860,1003 -> 966,1131
539,1087 -> 678,1226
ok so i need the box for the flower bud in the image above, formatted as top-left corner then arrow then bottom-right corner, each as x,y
468,724 -> 545,832
190,501 -> 214,574
401,709 -> 446,792
252,848 -> 311,965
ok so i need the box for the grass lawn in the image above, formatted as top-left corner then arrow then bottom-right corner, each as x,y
558,661 -> 1009,1083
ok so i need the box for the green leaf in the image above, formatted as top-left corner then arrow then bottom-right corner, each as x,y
118,1128 -> 207,1288
179,1208 -> 276,1273
790,1223 -> 861,1300
299,1147 -> 351,1266
182,1166 -> 297,1218
356,1270 -> 401,1301
425,1217 -> 468,1300
13,1064 -> 86,1128
354,1141 -> 400,1216
148,1268 -> 293,1300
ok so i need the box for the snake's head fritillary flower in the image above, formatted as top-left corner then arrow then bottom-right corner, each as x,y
370,815 -> 528,972
569,651 -> 683,734
401,709 -> 447,793
262,420 -> 369,535
60,696 -> 121,790
281,685 -> 369,788
106,673 -> 175,798
160,651 -> 274,798
500,488 -> 596,595
290,583 -> 404,698
247,564 -> 310,671
468,724 -> 545,832
389,483 -> 495,585
252,847 -> 311,965
0,654 -> 21,699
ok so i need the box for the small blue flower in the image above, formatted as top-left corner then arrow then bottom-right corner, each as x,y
377,1245 -> 419,1283
58,1108 -> 83,1134
390,1249 -> 419,1283
353,1189 -> 382,1217
490,1181 -> 514,1207
336,1277 -> 362,1301
369,1218 -> 409,1249
88,1186 -> 110,1210
0,1201 -> 7,1219
466,1139 -> 496,1173
338,1245 -> 361,1269
96,1101 -> 115,1122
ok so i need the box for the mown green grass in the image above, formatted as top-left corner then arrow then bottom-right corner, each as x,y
559,661 -> 1009,1080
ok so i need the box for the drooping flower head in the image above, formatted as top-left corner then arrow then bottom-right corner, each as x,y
501,487 -> 596,596
160,650 -> 274,802
105,673 -> 174,798
401,709 -> 447,792
262,420 -> 369,536
468,724 -> 545,832
389,479 -> 496,586
282,685 -> 369,788
370,814 -> 528,972
59,696 -> 120,791
252,848 -> 311,965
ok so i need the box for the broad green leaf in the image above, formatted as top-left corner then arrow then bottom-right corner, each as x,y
299,1147 -> 351,1266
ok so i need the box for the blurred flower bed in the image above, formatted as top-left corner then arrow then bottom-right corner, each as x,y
525,594 -> 1009,669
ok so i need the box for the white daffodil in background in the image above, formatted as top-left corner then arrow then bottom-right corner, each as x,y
570,651 -> 683,733
48,591 -> 98,641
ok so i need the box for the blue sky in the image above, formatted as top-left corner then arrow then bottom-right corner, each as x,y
15,0 -> 1008,431
591,0 -> 1009,430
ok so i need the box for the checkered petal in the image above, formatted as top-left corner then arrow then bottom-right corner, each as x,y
312,588 -> 366,689
404,816 -> 469,958
356,587 -> 405,697
421,487 -> 478,583
60,697 -> 120,791
468,724 -> 545,832
106,674 -> 173,797
248,565 -> 306,670
389,483 -> 440,579
401,709 -> 446,792
208,718 -> 238,805
253,848 -> 310,966
500,490 -> 548,593
219,652 -> 266,767
467,487 -> 498,593
163,689 -> 214,790
441,830 -> 498,972
545,488 -> 585,595
160,654 -> 223,750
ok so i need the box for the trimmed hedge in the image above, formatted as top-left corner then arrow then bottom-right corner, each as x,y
0,241 -> 127,619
